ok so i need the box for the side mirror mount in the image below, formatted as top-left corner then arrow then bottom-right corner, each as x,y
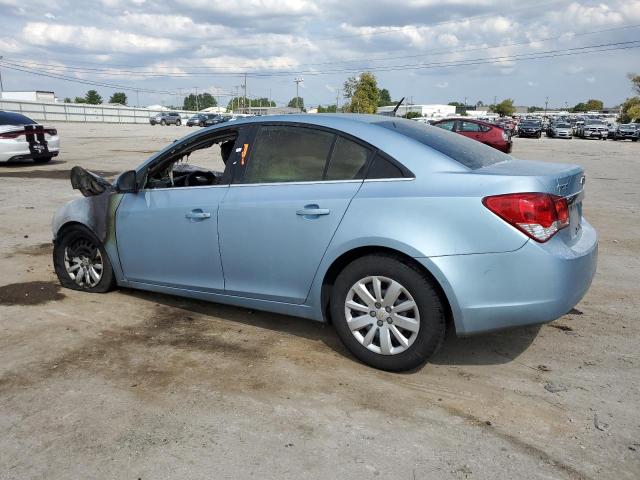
116,170 -> 138,193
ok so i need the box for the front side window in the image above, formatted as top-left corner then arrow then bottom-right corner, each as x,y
325,136 -> 371,180
243,126 -> 335,183
435,120 -> 455,131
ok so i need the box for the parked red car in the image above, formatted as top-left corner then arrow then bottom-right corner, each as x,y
431,118 -> 512,153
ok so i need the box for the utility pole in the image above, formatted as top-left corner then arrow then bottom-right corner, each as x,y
243,73 -> 248,114
544,96 -> 549,117
336,88 -> 341,112
294,77 -> 303,112
136,89 -> 140,108
194,87 -> 199,111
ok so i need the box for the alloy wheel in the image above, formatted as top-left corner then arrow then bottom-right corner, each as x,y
63,237 -> 104,288
344,276 -> 420,355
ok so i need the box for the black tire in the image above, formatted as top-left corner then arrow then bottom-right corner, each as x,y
633,138 -> 638,142
161,119 -> 167,126
33,156 -> 52,164
175,119 -> 181,126
330,254 -> 446,371
53,225 -> 116,293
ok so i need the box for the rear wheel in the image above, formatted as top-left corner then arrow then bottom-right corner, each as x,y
160,119 -> 167,126
330,255 -> 446,371
54,225 -> 115,293
176,119 -> 181,126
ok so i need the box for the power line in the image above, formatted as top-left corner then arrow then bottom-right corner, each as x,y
8,21 -> 637,76
3,40 -> 638,79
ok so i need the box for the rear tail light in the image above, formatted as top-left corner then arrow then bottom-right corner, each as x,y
483,193 -> 569,242
45,128 -> 57,136
0,130 -> 25,139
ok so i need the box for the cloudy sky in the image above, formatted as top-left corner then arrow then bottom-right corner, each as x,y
0,0 -> 639,108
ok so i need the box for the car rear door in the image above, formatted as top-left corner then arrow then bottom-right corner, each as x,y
457,120 -> 484,141
218,124 -> 372,304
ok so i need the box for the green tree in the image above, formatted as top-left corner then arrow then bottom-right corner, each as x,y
447,101 -> 464,107
109,92 -> 127,105
584,99 -> 603,111
571,102 -> 588,112
183,93 -> 217,111
527,106 -> 543,113
317,104 -> 338,113
84,90 -> 103,105
618,97 -> 640,123
403,111 -> 422,119
627,73 -> 640,95
288,96 -> 305,111
490,99 -> 516,117
344,72 -> 379,114
74,96 -> 86,103
378,88 -> 393,106
63,97 -> 72,103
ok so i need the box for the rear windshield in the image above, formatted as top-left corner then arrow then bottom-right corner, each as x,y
373,118 -> 509,170
0,112 -> 36,126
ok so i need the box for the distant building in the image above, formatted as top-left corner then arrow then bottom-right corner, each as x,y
377,104 -> 456,118
0,90 -> 56,103
202,106 -> 228,114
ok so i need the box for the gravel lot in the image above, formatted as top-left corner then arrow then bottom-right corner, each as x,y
0,123 -> 638,479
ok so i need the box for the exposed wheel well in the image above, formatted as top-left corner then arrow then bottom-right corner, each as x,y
320,246 -> 454,331
55,221 -> 94,244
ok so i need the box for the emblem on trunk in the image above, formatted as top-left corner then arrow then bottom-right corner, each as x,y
556,180 -> 569,193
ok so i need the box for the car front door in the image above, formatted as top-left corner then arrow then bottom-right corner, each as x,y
218,124 -> 372,304
115,127 -> 247,292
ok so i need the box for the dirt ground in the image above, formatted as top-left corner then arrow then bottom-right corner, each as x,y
0,123 -> 638,480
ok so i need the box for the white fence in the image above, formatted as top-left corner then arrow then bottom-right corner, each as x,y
0,99 -> 198,124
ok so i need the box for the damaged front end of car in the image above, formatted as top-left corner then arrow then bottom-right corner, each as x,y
52,166 -> 127,280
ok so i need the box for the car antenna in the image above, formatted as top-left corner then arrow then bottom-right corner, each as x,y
392,97 -> 405,116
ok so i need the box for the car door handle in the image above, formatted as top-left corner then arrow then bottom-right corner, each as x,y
185,209 -> 211,220
296,206 -> 330,216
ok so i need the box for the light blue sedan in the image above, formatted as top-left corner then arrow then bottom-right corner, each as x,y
52,115 -> 597,371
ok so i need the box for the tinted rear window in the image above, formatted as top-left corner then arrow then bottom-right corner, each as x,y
0,112 -> 36,126
373,118 -> 509,170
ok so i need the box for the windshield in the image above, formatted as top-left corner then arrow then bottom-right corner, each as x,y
521,121 -> 540,126
556,123 -> 571,128
373,118 -> 509,170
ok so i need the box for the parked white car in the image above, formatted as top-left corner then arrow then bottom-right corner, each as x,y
0,111 -> 60,163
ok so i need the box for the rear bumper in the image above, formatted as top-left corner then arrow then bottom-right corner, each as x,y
417,219 -> 598,335
0,138 -> 60,162
518,131 -> 541,138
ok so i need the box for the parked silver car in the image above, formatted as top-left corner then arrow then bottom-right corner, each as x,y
548,122 -> 573,139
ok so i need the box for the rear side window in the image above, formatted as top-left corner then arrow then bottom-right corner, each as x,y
460,121 -> 482,132
373,118 -> 509,170
244,126 -> 335,183
0,112 -> 36,126
435,120 -> 455,131
367,152 -> 405,179
325,136 -> 370,180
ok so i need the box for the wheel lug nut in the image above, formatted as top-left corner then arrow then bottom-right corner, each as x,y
370,311 -> 376,317
387,317 -> 393,324
375,302 -> 381,309
377,320 -> 384,327
385,306 -> 392,313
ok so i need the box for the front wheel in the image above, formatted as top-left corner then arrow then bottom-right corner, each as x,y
54,225 -> 116,293
160,120 -> 166,126
330,255 -> 446,371
33,155 -> 52,164
175,119 -> 181,126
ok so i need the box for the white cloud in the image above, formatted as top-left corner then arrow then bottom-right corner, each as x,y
586,76 -> 596,83
435,81 -> 448,88
527,81 -> 538,87
21,22 -> 179,53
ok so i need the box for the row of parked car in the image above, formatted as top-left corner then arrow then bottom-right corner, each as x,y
513,118 -> 639,141
149,112 -> 232,127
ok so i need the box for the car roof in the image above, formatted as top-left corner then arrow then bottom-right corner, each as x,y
140,114 -> 499,175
